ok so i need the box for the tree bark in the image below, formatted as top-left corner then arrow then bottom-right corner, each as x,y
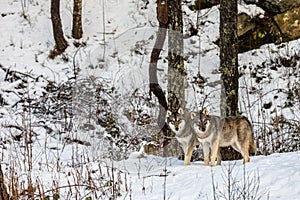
149,0 -> 169,155
167,0 -> 185,112
219,0 -> 242,161
72,0 -> 83,39
50,0 -> 68,58
166,0 -> 185,157
0,165 -> 9,200
220,0 -> 239,117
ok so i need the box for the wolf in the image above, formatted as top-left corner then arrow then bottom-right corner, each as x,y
166,108 -> 200,165
191,109 -> 256,166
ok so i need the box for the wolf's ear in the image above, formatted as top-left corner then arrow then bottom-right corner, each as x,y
166,110 -> 172,117
202,109 -> 209,115
178,108 -> 184,115
190,112 -> 196,119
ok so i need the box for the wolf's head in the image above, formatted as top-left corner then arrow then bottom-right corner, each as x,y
191,109 -> 211,136
166,108 -> 186,134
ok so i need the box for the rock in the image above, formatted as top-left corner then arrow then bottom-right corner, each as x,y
274,6 -> 300,39
213,2 -> 300,52
235,7 -> 300,53
188,0 -> 219,10
243,0 -> 300,14
237,13 -> 256,37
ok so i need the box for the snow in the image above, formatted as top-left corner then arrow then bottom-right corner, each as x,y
0,0 -> 300,199
119,151 -> 300,200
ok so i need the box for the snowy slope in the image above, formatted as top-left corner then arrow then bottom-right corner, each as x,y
118,151 -> 300,200
0,0 -> 300,199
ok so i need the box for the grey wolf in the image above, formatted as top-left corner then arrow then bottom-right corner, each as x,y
166,108 -> 200,165
191,109 -> 256,166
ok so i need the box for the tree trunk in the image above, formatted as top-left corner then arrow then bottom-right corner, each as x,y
0,165 -> 9,200
220,0 -> 239,117
168,0 -> 185,112
167,0 -> 185,157
149,0 -> 169,156
50,0 -> 68,58
219,0 -> 242,160
72,0 -> 83,39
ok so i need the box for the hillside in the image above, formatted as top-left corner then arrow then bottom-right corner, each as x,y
0,0 -> 300,199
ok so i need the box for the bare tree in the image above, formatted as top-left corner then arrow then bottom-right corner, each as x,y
165,0 -> 185,157
50,0 -> 68,58
167,0 -> 185,112
220,0 -> 239,116
149,0 -> 169,155
219,0 -> 242,160
72,0 -> 83,39
0,165 -> 9,200
149,0 -> 186,156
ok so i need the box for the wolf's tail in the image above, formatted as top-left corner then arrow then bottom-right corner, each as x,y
244,116 -> 256,156
249,138 -> 256,156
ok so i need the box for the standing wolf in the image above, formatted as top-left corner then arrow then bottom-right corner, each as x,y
166,108 -> 200,165
191,109 -> 256,166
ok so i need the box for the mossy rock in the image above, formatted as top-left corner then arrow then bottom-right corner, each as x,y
215,7 -> 300,53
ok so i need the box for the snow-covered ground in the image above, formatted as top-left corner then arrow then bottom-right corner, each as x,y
1,0 -> 300,199
120,151 -> 300,200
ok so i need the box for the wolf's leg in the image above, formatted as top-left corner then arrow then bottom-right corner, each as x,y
210,142 -> 219,166
184,143 -> 194,166
232,142 -> 250,164
242,142 -> 250,163
231,143 -> 241,154
202,143 -> 210,166
217,148 -> 222,165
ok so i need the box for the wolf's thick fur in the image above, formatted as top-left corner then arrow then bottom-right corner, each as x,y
191,110 -> 256,166
167,108 -> 200,165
